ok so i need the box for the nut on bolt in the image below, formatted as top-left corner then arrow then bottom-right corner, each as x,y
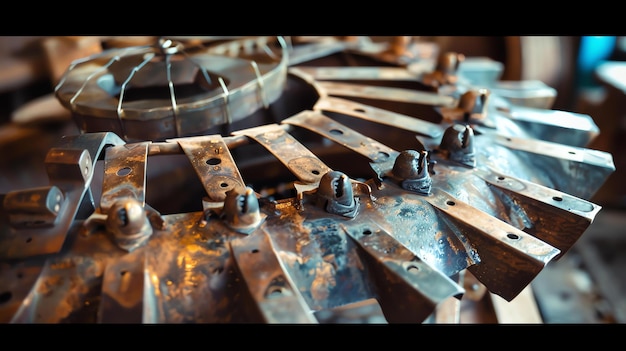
391,150 -> 432,195
224,187 -> 263,234
106,198 -> 153,252
316,170 -> 358,218
458,88 -> 490,122
439,124 -> 476,168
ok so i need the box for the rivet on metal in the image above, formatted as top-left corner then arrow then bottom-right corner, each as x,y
316,170 -> 359,218
106,197 -> 153,252
223,187 -> 263,234
391,150 -> 432,195
439,124 -> 476,168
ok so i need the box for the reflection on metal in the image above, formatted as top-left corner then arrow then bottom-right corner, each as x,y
282,111 -> 600,261
230,229 -> 317,323
0,132 -> 125,260
176,135 -> 246,204
312,95 -> 444,139
231,123 -> 332,191
317,81 -> 457,107
0,36 -> 617,324
100,142 -> 150,212
55,36 -> 289,142
295,66 -> 419,82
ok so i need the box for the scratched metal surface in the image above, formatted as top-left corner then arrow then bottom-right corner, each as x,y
0,36 -> 616,323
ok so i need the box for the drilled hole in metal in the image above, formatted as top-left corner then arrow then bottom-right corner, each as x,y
497,176 -> 505,180
446,200 -> 455,206
311,170 -> 320,175
206,158 -> 221,165
120,270 -> 128,276
407,265 -> 420,274
329,129 -> 343,135
251,249 -> 259,254
220,182 -> 228,188
117,167 -> 132,176
506,233 -> 520,240
553,196 -> 563,202
377,151 -> 390,160
267,287 -> 284,297
363,229 -> 372,235
353,108 -> 366,113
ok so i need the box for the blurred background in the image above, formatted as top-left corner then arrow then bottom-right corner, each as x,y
0,35 -> 624,323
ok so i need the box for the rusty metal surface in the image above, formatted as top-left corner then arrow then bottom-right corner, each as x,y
0,36 -> 617,323
54,37 -> 289,142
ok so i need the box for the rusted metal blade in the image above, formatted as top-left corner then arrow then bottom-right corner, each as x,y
281,110 -> 397,181
294,66 -> 418,81
140,212 -> 244,323
175,135 -> 246,203
231,124 -> 332,186
283,110 -> 400,164
8,253 -> 104,322
100,142 -> 150,212
281,111 -> 591,286
485,134 -> 615,200
98,249 -> 146,323
360,181 -> 477,277
0,132 -> 125,260
316,81 -> 457,107
341,220 -> 465,323
229,229 -> 317,323
0,260 -> 45,323
263,198 -> 378,312
473,167 -> 601,259
423,188 -> 560,301
313,96 -> 444,139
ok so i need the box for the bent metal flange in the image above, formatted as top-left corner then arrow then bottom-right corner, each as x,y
0,36 -> 616,323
